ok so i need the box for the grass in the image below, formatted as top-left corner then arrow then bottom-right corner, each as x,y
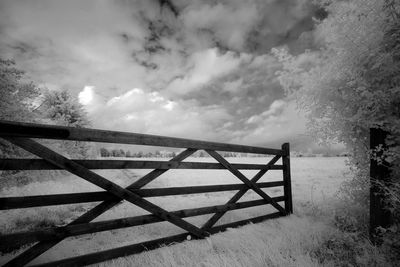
0,157 -> 394,266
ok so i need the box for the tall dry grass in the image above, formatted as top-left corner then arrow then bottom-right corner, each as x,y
0,157 -> 395,266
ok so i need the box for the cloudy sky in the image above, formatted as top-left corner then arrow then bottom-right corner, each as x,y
0,0 -> 335,152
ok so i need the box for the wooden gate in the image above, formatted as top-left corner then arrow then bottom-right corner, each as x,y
0,120 -> 292,266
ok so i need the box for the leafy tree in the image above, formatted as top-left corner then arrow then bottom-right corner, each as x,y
275,0 -> 400,248
111,149 -> 120,157
41,89 -> 90,127
0,59 -> 40,157
100,147 -> 110,157
0,59 -> 39,122
38,89 -> 92,158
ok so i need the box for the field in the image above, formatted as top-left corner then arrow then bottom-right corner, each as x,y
0,156 -> 366,266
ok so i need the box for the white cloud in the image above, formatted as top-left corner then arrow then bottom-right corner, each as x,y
83,88 -> 232,140
78,86 -> 94,105
246,100 -> 285,124
239,99 -> 307,145
166,48 -> 250,95
0,0 -> 319,148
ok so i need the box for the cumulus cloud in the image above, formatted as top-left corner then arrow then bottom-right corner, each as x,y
78,86 -> 94,105
165,48 -> 251,96
0,0 -> 326,149
82,86 -> 232,140
234,100 -> 308,146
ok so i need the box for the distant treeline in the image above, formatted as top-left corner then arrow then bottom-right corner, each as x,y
99,148 -> 176,158
99,147 -> 351,158
98,148 -> 267,158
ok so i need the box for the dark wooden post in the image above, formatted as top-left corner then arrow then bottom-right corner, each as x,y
370,128 -> 392,243
282,143 -> 293,214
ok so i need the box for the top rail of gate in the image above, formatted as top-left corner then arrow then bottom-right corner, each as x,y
0,120 -> 285,156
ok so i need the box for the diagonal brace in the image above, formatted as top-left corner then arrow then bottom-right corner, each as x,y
206,150 -> 285,213
5,137 -> 208,238
3,137 -> 203,266
202,153 -> 284,230
5,147 -> 196,267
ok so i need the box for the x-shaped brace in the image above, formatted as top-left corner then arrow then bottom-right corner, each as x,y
201,150 -> 285,230
3,137 -> 204,267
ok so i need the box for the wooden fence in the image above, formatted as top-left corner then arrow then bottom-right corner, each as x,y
0,120 -> 292,266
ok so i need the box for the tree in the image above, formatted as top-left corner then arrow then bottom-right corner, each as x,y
275,0 -> 400,242
100,147 -> 110,157
0,59 -> 40,157
39,89 -> 92,158
41,89 -> 90,127
0,59 -> 40,122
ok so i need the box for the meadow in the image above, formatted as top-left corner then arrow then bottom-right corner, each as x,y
0,157 -> 387,266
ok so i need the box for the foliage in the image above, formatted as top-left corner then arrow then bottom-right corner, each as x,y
0,58 -> 92,160
0,59 -> 40,157
39,89 -> 92,158
41,89 -> 90,127
0,59 -> 40,121
275,0 -> 400,260
311,231 -> 388,267
275,0 -> 400,215
100,147 -> 111,157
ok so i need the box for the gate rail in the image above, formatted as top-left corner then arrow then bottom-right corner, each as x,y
0,120 -> 292,266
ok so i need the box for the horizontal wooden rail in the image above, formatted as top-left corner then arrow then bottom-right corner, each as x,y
0,120 -> 291,267
1,197 -> 285,247
30,212 -> 282,267
0,181 -> 284,210
0,120 -> 285,155
0,159 -> 283,170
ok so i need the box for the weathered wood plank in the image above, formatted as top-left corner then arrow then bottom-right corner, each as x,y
0,120 -> 284,155
2,148 -> 196,267
29,212 -> 283,267
30,233 -> 192,267
201,155 -> 281,230
206,150 -> 286,214
282,143 -> 293,214
0,181 -> 284,209
0,192 -> 114,209
0,120 -> 290,267
1,197 -> 285,246
0,158 -> 283,170
4,138 -> 208,238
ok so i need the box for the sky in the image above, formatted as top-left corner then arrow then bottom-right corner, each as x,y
0,0 -> 340,153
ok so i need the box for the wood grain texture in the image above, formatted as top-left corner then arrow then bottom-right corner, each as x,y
206,150 -> 286,214
2,144 -> 197,267
282,143 -> 293,214
0,181 -> 284,210
0,159 -> 283,170
0,120 -> 284,155
1,197 -> 285,246
0,120 -> 292,267
29,212 -> 283,267
201,155 -> 282,230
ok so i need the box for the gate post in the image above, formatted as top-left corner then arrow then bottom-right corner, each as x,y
370,128 -> 392,243
282,143 -> 293,214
